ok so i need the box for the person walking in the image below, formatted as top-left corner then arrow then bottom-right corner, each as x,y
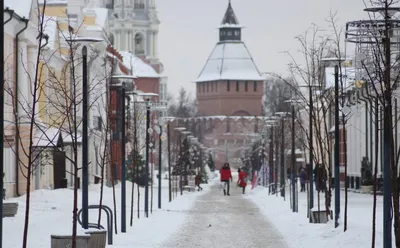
237,168 -> 248,194
299,167 -> 307,192
195,173 -> 203,191
220,162 -> 232,196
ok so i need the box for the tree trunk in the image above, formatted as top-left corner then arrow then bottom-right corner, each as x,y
98,164 -> 105,227
111,165 -> 118,234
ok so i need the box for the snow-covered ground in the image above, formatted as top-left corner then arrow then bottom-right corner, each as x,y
247,185 -> 387,248
3,173 -> 214,248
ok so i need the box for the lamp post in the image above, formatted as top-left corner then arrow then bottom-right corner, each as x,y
145,98 -> 151,217
111,75 -> 136,232
284,99 -> 302,213
333,65 -> 341,227
137,92 -> 158,218
66,37 -> 103,229
275,112 -> 290,199
266,118 -> 277,194
157,117 -> 164,209
300,84 -> 320,219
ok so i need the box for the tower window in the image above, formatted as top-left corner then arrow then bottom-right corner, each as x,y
227,80 -> 230,91
236,81 -> 239,91
245,81 -> 248,91
254,81 -> 257,91
135,33 -> 145,54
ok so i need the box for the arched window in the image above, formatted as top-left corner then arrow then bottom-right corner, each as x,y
135,33 -> 145,55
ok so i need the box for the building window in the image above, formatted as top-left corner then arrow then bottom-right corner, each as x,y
134,0 -> 145,9
135,33 -> 145,54
245,81 -> 248,91
202,83 -> 205,93
215,82 -> 218,92
236,81 -> 239,91
254,81 -> 257,92
207,83 -> 209,92
211,82 -> 214,92
227,80 -> 230,91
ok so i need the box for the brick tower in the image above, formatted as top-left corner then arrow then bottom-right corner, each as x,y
194,1 -> 264,169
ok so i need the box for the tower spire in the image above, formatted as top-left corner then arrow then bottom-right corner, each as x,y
219,1 -> 242,42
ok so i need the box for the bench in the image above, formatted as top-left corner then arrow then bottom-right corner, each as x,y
51,234 -> 91,248
3,202 -> 18,218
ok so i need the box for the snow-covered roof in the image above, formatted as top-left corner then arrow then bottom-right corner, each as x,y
195,41 -> 264,82
5,0 -> 32,19
42,16 -> 57,49
325,67 -> 355,90
120,51 -> 160,78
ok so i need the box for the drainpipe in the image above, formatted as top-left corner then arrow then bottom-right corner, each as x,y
14,18 -> 29,196
3,8 -> 14,25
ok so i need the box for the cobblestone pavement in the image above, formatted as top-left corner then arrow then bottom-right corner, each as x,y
159,183 -> 289,248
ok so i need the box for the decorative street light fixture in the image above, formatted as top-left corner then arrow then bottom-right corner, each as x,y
275,112 -> 290,200
140,92 -> 158,218
66,36 -> 103,230
111,74 -> 136,233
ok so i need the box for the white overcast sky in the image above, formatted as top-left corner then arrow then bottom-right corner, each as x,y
156,0 -> 369,97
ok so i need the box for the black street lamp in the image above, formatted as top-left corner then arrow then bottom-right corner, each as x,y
275,112 -> 290,199
111,75 -> 136,232
139,92 -> 158,218
66,36 -> 102,230
265,119 -> 277,194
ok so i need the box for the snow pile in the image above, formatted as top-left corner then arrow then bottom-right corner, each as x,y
4,176 -> 209,248
247,186 -> 389,248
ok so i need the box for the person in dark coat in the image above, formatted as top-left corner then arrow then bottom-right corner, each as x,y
220,162 -> 233,196
195,174 -> 203,191
299,167 -> 307,192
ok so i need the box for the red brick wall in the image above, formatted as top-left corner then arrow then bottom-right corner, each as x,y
196,80 -> 264,116
135,77 -> 160,100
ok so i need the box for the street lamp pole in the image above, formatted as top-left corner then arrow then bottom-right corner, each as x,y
158,118 -> 163,209
120,85 -> 126,232
334,65 -> 340,228
82,45 -> 89,229
291,104 -> 296,213
280,118 -> 285,199
167,123 -> 172,202
269,126 -> 274,194
308,85 -> 315,216
145,98 -> 151,218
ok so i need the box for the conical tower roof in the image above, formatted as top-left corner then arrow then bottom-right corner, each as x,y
221,1 -> 239,25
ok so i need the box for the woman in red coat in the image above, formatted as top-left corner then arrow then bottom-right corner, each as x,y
237,168 -> 248,194
220,163 -> 232,196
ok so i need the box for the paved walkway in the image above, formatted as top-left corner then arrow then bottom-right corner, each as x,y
160,183 -> 289,248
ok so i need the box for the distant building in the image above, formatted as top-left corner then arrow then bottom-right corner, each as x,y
104,0 -> 166,100
190,2 -> 264,169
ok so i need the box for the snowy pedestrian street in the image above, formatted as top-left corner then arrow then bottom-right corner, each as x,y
159,184 -> 289,248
